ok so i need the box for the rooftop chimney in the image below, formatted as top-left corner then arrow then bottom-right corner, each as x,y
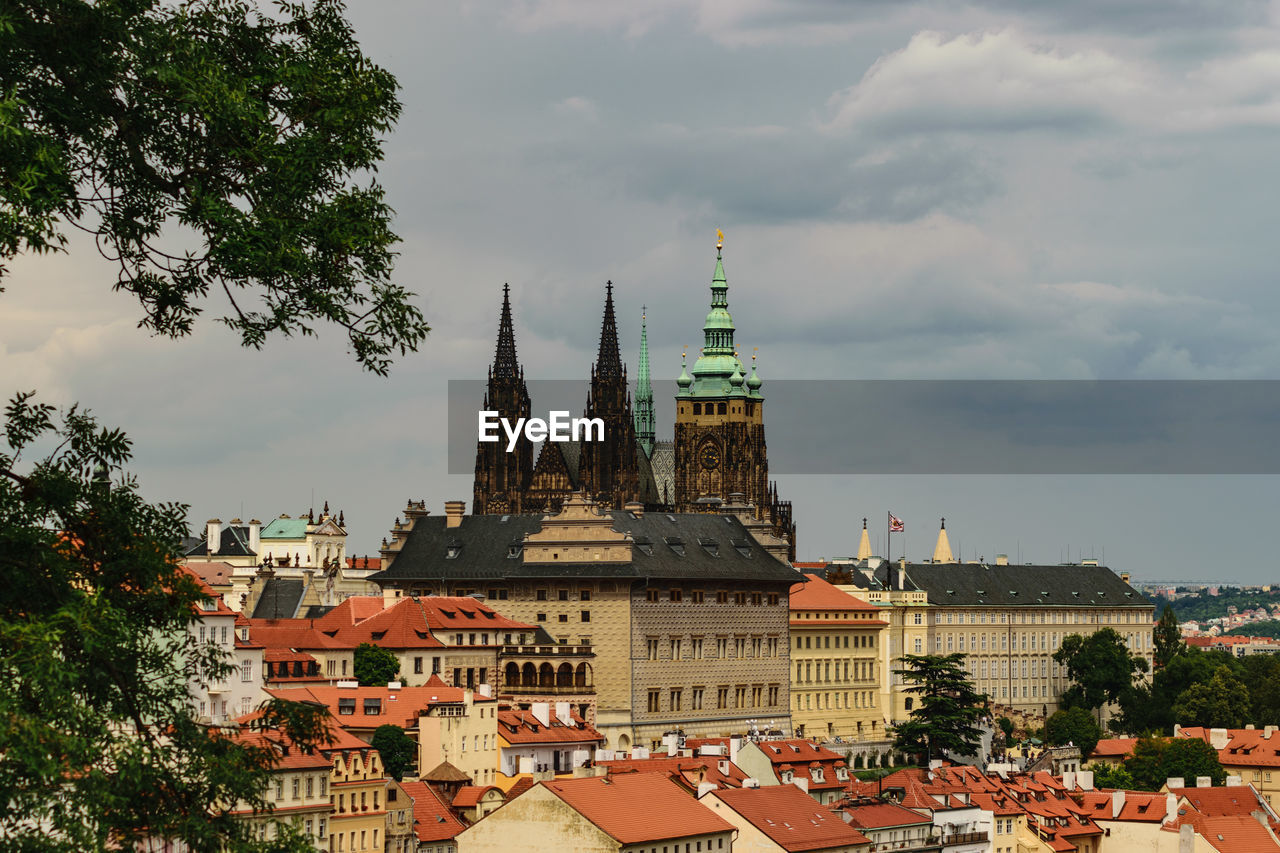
1121,571 -> 1131,584
996,554 -> 1009,566
624,501 -> 644,518
207,519 -> 222,555
248,519 -> 261,555
531,702 -> 550,728
445,500 -> 465,528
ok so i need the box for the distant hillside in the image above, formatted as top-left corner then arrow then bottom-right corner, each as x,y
1152,588 -> 1280,624
1222,621 -> 1280,640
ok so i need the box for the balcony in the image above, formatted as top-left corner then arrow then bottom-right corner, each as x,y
940,831 -> 988,846
500,645 -> 594,657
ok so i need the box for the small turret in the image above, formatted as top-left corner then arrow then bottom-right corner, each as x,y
933,517 -> 955,564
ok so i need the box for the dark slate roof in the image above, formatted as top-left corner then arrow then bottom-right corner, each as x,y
251,578 -> 305,618
184,525 -> 255,558
902,562 -> 1151,608
370,511 -> 798,585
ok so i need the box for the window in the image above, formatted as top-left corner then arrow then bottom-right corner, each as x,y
716,591 -> 729,604
536,589 -> 548,601
580,589 -> 591,601
734,592 -> 747,606
363,698 -> 381,715
671,688 -> 682,711
558,614 -> 568,623
692,590 -> 705,603
487,588 -> 508,600
752,685 -> 763,706
767,593 -> 779,605
718,687 -> 729,708
672,637 -> 682,660
581,610 -> 591,622
768,685 -> 779,705
717,638 -> 728,658
241,660 -> 253,682
293,777 -> 300,799
414,657 -> 423,674
648,638 -> 660,660
692,687 -> 704,710
537,613 -> 546,622
768,637 -> 779,656
338,698 -> 355,715
647,589 -> 660,602
735,685 -> 747,707
735,638 -> 747,658
692,638 -> 704,659
751,593 -> 762,606
558,589 -> 569,601
648,690 -> 661,712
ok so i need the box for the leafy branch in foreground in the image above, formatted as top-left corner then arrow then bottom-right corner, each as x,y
1,0 -> 427,374
0,391 -> 327,852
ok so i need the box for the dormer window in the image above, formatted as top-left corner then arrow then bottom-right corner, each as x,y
731,538 -> 752,558
446,543 -> 462,559
664,536 -> 685,557
698,538 -> 719,557
811,767 -> 824,782
507,544 -> 521,558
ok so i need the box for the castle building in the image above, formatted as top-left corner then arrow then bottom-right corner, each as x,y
471,235 -> 794,554
369,493 -> 798,751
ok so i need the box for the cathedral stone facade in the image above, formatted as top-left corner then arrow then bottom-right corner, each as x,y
471,238 -> 794,556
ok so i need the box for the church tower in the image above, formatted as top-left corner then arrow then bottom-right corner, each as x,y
635,307 -> 656,458
576,282 -> 641,508
473,284 -> 534,514
673,234 -> 769,514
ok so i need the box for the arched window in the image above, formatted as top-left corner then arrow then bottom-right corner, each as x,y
575,663 -> 590,687
522,662 -> 537,687
505,662 -> 519,687
539,663 -> 554,687
693,403 -> 702,415
556,663 -> 573,687
717,402 -> 726,415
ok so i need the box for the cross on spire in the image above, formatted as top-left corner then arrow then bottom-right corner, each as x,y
594,281 -> 623,378
492,283 -> 520,379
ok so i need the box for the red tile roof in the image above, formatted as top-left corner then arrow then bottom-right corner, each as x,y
1179,786 -> 1270,818
836,800 -> 933,830
400,781 -> 467,843
598,756 -> 749,790
497,706 -> 604,746
248,620 -> 351,651
1079,791 -> 1169,822
314,596 -> 534,649
229,728 -> 332,771
1091,737 -> 1139,759
452,785 -> 500,808
1167,812 -> 1280,853
267,684 -> 491,729
347,556 -> 383,571
790,574 -> 881,612
712,785 -> 871,852
541,772 -> 734,844
185,560 -> 238,587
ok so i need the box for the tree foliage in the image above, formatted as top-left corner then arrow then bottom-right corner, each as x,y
892,653 -> 986,762
1054,628 -> 1150,718
1126,737 -> 1225,791
998,716 -> 1015,740
353,642 -> 399,687
1044,706 -> 1103,762
371,724 -> 416,782
1088,762 -> 1135,790
1154,605 -> 1184,669
0,392 -> 328,851
1172,665 -> 1252,729
1,0 -> 427,374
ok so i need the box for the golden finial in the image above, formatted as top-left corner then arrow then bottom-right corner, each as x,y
716,228 -> 724,249
753,346 -> 758,362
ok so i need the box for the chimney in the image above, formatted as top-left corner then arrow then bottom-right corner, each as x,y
249,519 -> 261,555
383,586 -> 399,607
555,701 -> 571,724
1121,571 -> 1131,584
729,736 -> 742,765
531,702 -> 550,728
1225,775 -> 1242,787
1210,728 -> 1230,750
996,554 -> 1009,565
1167,777 -> 1185,790
1265,726 -> 1276,739
624,501 -> 644,518
792,777 -> 809,793
207,519 -> 222,554
1166,793 -> 1179,824
1111,790 -> 1126,818
1196,776 -> 1212,788
697,782 -> 717,799
1078,770 -> 1094,791
445,501 -> 465,528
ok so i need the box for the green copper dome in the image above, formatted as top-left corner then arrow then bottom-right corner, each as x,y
682,241 -> 749,398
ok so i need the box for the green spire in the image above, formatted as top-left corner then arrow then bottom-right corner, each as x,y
635,307 -> 655,457
685,233 -> 748,398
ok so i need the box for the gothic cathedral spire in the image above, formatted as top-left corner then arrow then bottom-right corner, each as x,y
578,282 -> 639,508
635,307 -> 655,458
473,284 -> 533,514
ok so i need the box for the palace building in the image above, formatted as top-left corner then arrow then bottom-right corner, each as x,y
471,236 -> 794,555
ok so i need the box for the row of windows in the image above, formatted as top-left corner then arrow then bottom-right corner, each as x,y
645,589 -> 780,606
793,690 -> 877,711
333,788 -> 380,814
932,630 -> 1152,653
795,634 -> 876,650
330,827 -> 378,852
646,635 -> 779,660
646,685 -> 780,712
634,836 -> 725,853
272,773 -> 327,801
936,609 -> 1150,625
795,659 -> 877,684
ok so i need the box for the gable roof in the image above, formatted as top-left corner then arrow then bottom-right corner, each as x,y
541,772 -> 734,844
267,684 -> 489,729
712,785 -> 871,852
250,578 -> 306,619
903,562 -> 1150,608
836,800 -> 933,830
313,596 -> 535,649
186,560 -> 238,588
422,761 -> 473,784
369,510 -> 798,584
184,524 -> 255,558
497,706 -> 604,746
790,574 -> 881,613
261,517 -> 309,540
400,780 -> 467,843
1179,786 -> 1271,818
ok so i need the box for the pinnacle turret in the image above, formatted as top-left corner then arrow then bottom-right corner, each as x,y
595,281 -> 624,379
635,306 -> 655,457
493,283 -> 520,379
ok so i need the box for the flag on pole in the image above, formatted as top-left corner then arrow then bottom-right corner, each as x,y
889,513 -> 904,532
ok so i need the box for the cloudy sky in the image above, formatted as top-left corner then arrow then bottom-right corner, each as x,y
6,0 -> 1280,582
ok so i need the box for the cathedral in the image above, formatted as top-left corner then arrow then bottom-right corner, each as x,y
472,237 -> 795,556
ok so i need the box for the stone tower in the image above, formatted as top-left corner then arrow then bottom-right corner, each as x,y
473,284 -> 534,514
576,282 -> 641,509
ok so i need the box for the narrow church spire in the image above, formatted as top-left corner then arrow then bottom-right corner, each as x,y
595,281 -> 624,379
933,517 -> 955,564
493,283 -> 519,379
857,517 -> 873,561
635,306 -> 655,457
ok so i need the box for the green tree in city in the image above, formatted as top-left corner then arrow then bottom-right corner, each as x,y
1044,706 -> 1103,762
1055,628 -> 1150,722
892,653 -> 986,763
1126,737 -> 1225,791
1,0 -> 422,848
1154,605 -> 1184,669
998,716 -> 1016,741
370,724 -> 417,781
1088,762 -> 1135,790
1,0 -> 426,375
1172,666 -> 1252,729
0,394 -> 329,851
354,642 -> 400,687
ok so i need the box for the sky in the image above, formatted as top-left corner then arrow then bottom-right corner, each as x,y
5,0 -> 1280,582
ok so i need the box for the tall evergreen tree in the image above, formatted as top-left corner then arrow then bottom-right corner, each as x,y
892,653 -> 986,762
1154,605 -> 1185,669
